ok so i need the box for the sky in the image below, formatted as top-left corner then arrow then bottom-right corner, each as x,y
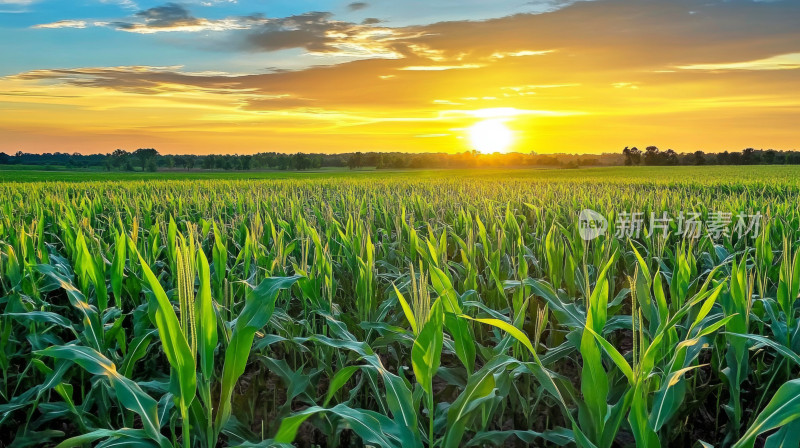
1,0 -> 799,155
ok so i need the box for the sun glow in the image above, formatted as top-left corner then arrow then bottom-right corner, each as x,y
468,119 -> 514,154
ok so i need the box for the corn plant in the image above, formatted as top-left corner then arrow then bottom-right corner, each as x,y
1,167 -> 800,447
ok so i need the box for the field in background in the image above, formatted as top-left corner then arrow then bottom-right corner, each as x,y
3,164 -> 800,184
2,165 -> 800,447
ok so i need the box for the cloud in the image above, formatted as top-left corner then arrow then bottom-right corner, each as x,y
134,3 -> 193,26
347,2 -> 369,11
239,12 -> 414,58
490,49 -> 553,59
9,65 -> 248,95
32,3 -> 248,33
108,2 -> 250,33
399,64 -> 483,71
32,20 -> 88,29
31,3 -> 400,59
677,53 -> 800,71
0,0 -> 36,12
100,0 -> 138,10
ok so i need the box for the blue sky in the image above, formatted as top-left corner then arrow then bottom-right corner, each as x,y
0,0 -> 568,75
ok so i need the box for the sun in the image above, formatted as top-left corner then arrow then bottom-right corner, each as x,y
468,119 -> 514,154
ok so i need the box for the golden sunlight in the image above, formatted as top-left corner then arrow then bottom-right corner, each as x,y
468,119 -> 513,154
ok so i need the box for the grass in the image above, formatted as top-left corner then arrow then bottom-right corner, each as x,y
2,165 -> 800,447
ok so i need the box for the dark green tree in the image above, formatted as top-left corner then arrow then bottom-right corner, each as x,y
133,148 -> 159,171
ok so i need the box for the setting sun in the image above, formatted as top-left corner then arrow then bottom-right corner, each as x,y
469,119 -> 514,154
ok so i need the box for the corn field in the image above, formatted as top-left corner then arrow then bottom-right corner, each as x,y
3,167 -> 800,447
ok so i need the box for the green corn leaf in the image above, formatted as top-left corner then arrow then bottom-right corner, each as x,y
135,247 -> 197,424
216,275 -> 301,433
275,404 -> 416,448
582,326 -> 634,384
735,379 -> 800,448
195,248 -> 217,381
35,264 -> 104,351
54,429 -> 157,448
37,345 -> 168,448
324,365 -> 360,407
394,284 -> 417,335
111,232 -> 126,307
411,298 -> 444,398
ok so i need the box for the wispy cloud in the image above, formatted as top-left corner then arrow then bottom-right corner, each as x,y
99,0 -> 138,10
31,3 -> 250,33
347,2 -> 369,12
0,0 -> 37,13
108,2 -> 250,33
677,53 -> 800,71
399,64 -> 484,71
32,20 -> 88,29
490,49 -> 553,59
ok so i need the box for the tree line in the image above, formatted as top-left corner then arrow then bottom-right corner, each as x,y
622,146 -> 800,166
1,146 -> 798,172
0,149 -> 611,171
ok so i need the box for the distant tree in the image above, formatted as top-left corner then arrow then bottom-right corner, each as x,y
630,147 -> 641,165
363,152 -> 380,167
145,159 -> 158,172
693,151 -> 706,165
291,153 -> 310,170
186,157 -> 195,170
133,148 -> 159,171
240,155 -> 253,170
276,154 -> 290,170
202,155 -> 215,170
643,146 -> 660,166
215,156 -> 228,170
391,154 -> 407,169
0,152 -> 9,165
348,152 -> 363,170
537,155 -> 560,166
742,147 -> 757,165
664,149 -> 678,166
110,149 -> 130,170
763,149 -> 777,164
622,147 -> 632,166
622,146 -> 642,166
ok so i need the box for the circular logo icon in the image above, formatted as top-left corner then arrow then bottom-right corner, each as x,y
578,209 -> 608,241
